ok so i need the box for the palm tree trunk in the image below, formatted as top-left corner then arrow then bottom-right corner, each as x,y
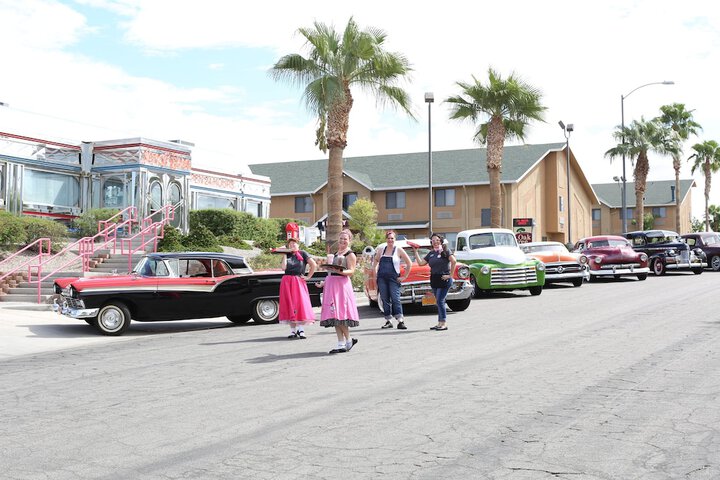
673,156 -> 681,232
704,161 -> 712,232
324,90 -> 352,252
486,117 -> 505,228
634,153 -> 649,230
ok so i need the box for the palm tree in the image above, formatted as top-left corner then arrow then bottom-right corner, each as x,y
606,118 -> 678,229
708,204 -> 720,232
445,68 -> 546,228
688,140 -> 720,231
655,103 -> 702,232
270,18 -> 414,249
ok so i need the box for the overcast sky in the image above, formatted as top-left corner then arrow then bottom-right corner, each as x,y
2,0 -> 719,220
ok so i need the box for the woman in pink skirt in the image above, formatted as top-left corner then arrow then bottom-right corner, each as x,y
279,237 -> 317,339
318,229 -> 360,354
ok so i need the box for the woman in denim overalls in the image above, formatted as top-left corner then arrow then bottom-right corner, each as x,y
373,231 -> 412,330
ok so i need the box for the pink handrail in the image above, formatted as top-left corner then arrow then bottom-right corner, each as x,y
98,206 -> 138,240
0,238 -> 52,284
122,205 -> 174,272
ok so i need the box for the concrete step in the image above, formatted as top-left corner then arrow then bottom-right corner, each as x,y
0,293 -> 54,303
7,286 -> 55,295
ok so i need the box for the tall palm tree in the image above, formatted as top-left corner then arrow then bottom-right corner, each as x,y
445,68 -> 546,228
688,140 -> 720,231
655,103 -> 702,232
606,118 -> 678,229
270,18 -> 414,249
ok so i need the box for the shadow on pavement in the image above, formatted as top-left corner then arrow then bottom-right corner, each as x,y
245,351 -> 330,363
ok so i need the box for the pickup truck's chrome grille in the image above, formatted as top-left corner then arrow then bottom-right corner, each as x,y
490,266 -> 537,285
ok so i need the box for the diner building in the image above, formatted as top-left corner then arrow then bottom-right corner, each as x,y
0,131 -> 271,231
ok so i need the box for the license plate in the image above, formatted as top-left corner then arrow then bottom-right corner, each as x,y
421,292 -> 436,306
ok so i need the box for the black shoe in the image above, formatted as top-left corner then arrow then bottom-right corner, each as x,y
288,332 -> 298,339
346,338 -> 358,351
397,321 -> 407,330
329,347 -> 347,354
297,331 -> 307,339
381,320 -> 393,329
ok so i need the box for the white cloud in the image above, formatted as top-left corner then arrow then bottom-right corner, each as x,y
2,0 -> 720,220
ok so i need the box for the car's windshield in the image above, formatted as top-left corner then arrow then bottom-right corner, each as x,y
522,244 -> 566,254
647,233 -> 680,244
588,239 -> 629,248
705,234 -> 720,245
404,247 -> 431,263
468,232 -> 517,249
134,257 -> 170,277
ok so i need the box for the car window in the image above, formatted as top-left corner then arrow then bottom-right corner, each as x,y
468,233 -> 494,249
212,259 -> 232,277
685,238 -> 696,246
609,239 -> 629,247
176,259 -> 211,277
137,258 -> 169,277
494,233 -> 518,247
404,247 -> 430,263
706,234 -> 720,245
631,236 -> 645,246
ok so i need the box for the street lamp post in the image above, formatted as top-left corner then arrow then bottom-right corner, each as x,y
620,80 -> 674,233
425,92 -> 434,236
559,121 -> 574,245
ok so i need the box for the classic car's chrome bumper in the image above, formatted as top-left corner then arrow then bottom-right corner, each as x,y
52,298 -> 99,319
545,270 -> 590,282
590,266 -> 650,276
397,280 -> 473,304
665,261 -> 708,270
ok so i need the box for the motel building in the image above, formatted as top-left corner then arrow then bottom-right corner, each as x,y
0,131 -> 271,231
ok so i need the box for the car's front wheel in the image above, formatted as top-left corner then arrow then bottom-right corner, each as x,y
711,255 -> 720,272
571,277 -> 583,287
470,275 -> 483,299
637,273 -> 648,281
252,299 -> 280,324
692,268 -> 703,275
447,297 -> 471,312
227,314 -> 251,324
529,286 -> 542,296
95,302 -> 131,336
652,260 -> 666,276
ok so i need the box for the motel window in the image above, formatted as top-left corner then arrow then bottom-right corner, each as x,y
652,207 -> 667,218
434,189 -> 455,207
23,169 -> 80,208
620,208 -> 634,220
386,191 -> 406,209
481,208 -> 491,227
295,196 -> 313,213
343,192 -> 358,211
197,194 -> 235,210
559,196 -> 564,212
592,209 -> 601,221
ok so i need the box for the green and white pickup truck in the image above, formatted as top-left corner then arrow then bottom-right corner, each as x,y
454,228 -> 545,297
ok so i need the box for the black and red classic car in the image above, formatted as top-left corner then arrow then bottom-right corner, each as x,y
573,235 -> 650,281
53,252 -> 326,336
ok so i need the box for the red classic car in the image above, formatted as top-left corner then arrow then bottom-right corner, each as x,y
573,235 -> 649,281
362,239 -> 473,312
53,252 -> 326,336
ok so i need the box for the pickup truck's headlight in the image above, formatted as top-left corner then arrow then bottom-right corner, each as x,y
480,265 -> 490,275
536,262 -> 546,271
456,266 -> 470,279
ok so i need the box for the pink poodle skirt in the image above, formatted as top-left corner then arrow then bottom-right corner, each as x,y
319,275 -> 360,327
278,275 -> 315,324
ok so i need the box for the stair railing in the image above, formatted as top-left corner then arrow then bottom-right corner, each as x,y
122,204 -> 175,272
97,206 -> 138,253
0,238 -> 52,286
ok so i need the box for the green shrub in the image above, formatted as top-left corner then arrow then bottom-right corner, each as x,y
22,216 -> 68,252
217,234 -> 253,250
157,227 -> 186,252
0,212 -> 26,245
189,209 -> 245,236
248,253 -> 283,270
72,208 -> 121,237
183,224 -> 222,252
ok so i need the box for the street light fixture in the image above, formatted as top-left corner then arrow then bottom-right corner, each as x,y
559,121 -> 574,245
425,92 -> 434,236
620,80 -> 674,233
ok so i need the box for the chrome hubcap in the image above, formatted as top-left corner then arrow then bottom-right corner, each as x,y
100,308 -> 122,330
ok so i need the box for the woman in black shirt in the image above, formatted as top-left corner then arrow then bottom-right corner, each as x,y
413,233 -> 456,331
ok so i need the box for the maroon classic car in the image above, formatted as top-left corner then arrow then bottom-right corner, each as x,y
573,235 -> 649,281
53,252 -> 326,336
681,232 -> 720,271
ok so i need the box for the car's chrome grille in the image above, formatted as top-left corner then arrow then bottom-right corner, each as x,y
599,263 -> 641,270
62,297 -> 84,309
545,263 -> 583,274
400,282 -> 465,296
490,266 -> 537,285
680,250 -> 690,263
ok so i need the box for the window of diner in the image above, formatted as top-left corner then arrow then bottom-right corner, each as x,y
23,169 -> 80,208
245,200 -> 261,217
103,178 -> 125,208
169,182 -> 183,228
0,163 -> 4,204
386,191 -> 406,209
294,196 -> 313,213
196,193 -> 235,210
434,189 -> 455,207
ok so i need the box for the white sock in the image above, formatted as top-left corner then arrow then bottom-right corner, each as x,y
290,328 -> 296,334
297,327 -> 304,333
337,341 -> 346,349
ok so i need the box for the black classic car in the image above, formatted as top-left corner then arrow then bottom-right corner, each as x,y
624,230 -> 706,276
681,232 -> 720,271
53,252 -> 326,336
